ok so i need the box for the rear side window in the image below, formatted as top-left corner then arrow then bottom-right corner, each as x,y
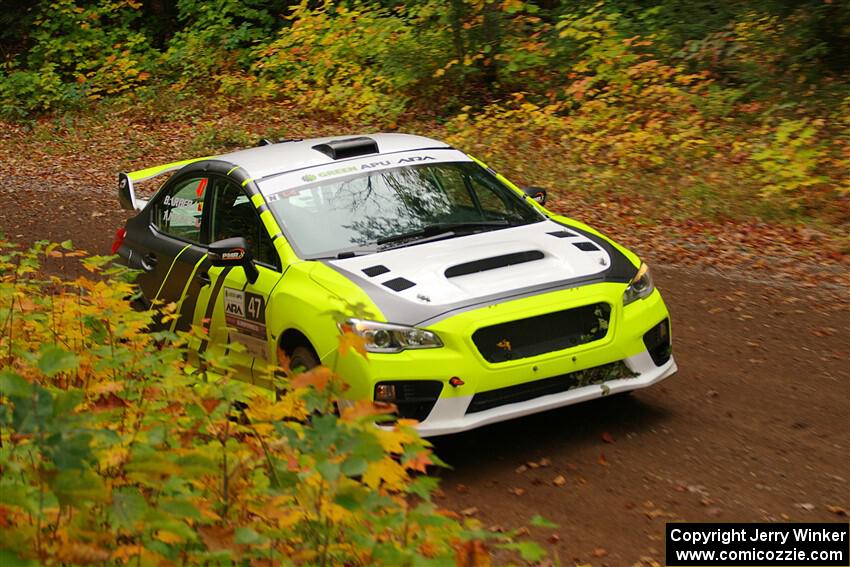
152,177 -> 208,243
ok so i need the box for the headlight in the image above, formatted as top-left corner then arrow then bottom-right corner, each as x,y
339,319 -> 443,353
623,262 -> 654,306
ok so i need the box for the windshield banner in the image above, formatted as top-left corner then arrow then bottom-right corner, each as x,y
261,149 -> 471,201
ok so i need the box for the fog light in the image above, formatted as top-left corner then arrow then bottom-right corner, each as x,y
375,384 -> 397,402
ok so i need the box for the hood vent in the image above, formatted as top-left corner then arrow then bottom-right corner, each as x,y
445,250 -> 545,278
362,264 -> 390,277
383,277 -> 416,291
573,242 -> 600,252
548,230 -> 578,238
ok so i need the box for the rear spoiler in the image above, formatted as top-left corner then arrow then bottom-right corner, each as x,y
118,156 -> 215,211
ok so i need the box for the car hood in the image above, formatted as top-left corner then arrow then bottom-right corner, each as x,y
317,219 -> 627,326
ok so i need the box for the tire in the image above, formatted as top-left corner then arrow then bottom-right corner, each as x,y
286,345 -> 320,373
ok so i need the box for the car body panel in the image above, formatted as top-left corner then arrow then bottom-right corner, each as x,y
116,133 -> 676,436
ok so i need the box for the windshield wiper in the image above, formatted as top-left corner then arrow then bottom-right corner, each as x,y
376,220 -> 516,247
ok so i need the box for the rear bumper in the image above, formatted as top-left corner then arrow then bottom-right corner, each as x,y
415,352 -> 676,437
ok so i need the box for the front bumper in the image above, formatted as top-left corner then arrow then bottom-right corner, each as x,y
416,352 -> 676,436
332,283 -> 676,437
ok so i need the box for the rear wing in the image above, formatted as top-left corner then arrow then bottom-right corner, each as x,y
118,156 -> 214,211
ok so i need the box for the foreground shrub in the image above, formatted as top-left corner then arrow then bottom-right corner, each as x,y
0,242 -> 547,565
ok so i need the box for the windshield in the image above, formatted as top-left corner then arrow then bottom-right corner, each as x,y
263,162 -> 543,258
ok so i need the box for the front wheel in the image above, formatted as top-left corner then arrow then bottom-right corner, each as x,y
287,345 -> 319,373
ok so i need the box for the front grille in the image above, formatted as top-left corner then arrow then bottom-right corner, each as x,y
472,303 -> 611,363
466,361 -> 635,414
375,381 -> 443,422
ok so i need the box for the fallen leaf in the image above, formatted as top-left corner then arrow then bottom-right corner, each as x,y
598,453 -> 609,466
601,431 -> 615,444
826,505 -> 848,516
552,475 -> 567,487
461,506 -> 479,516
593,547 -> 608,558
515,464 -> 528,474
508,487 -> 527,496
455,539 -> 490,567
455,483 -> 469,493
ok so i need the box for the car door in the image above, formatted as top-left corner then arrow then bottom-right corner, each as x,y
196,176 -> 284,384
128,174 -> 212,331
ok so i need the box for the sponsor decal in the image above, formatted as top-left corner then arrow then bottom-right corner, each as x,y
163,195 -> 195,208
221,248 -> 245,262
262,149 -> 470,199
223,288 -> 267,340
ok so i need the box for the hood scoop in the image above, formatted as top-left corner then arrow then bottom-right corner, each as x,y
445,250 -> 545,278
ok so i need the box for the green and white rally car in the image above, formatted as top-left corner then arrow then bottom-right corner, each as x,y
115,134 -> 676,436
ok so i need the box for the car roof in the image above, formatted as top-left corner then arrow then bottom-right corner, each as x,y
217,133 -> 451,181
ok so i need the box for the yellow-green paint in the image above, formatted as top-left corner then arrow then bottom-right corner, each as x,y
227,165 -> 241,175
128,156 -> 216,183
153,244 -> 192,303
250,193 -> 265,208
241,178 -> 254,187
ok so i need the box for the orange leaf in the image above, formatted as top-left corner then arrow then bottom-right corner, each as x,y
198,525 -> 235,552
290,366 -> 332,391
58,542 -> 111,564
338,331 -> 368,357
406,450 -> 433,473
340,400 -> 395,421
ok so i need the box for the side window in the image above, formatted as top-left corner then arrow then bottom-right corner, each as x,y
210,179 -> 279,269
153,177 -> 208,242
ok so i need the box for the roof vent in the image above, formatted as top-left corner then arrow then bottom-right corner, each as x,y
313,137 -> 379,160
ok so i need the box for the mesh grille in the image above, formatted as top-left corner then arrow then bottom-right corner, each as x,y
472,303 -> 611,363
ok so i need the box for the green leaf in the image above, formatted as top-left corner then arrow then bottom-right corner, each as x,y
316,459 -> 340,481
0,371 -> 31,398
111,487 -> 149,530
234,527 -> 265,545
52,468 -> 108,506
37,345 -> 78,377
60,239 -> 73,250
499,541 -> 547,562
0,550 -> 40,567
341,456 -> 368,477
530,514 -> 558,529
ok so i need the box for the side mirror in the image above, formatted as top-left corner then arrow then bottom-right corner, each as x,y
522,187 -> 546,205
208,237 -> 259,284
521,186 -> 547,206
